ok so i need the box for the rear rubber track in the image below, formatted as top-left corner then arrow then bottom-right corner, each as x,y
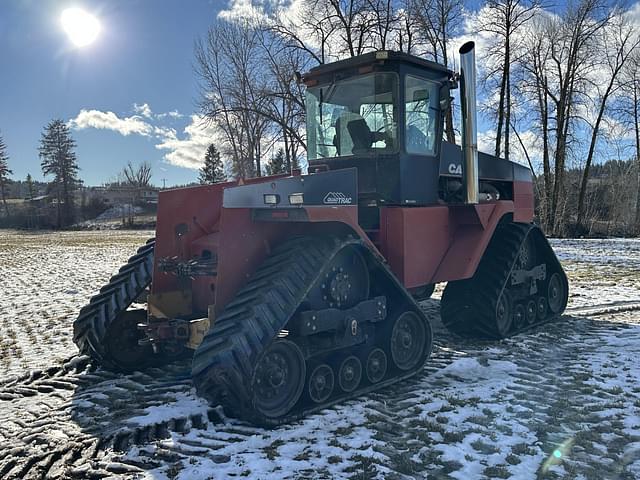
441,222 -> 568,339
192,235 -> 433,427
72,238 -> 156,371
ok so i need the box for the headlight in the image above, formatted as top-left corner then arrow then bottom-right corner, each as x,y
264,194 -> 280,205
289,193 -> 304,205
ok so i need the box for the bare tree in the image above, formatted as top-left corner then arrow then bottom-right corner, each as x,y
410,0 -> 464,143
394,1 -> 421,53
548,0 -> 610,234
611,47 -> 640,233
576,16 -> 640,230
518,17 -> 554,227
269,1 -> 338,64
518,0 -> 609,234
122,161 -> 152,188
256,28 -> 309,170
196,19 -> 271,178
476,0 -> 539,160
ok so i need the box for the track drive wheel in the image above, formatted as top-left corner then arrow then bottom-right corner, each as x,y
305,246 -> 370,310
252,339 -> 306,419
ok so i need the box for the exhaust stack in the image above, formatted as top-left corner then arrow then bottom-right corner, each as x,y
458,41 -> 479,204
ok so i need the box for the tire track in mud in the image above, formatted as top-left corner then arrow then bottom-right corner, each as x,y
1,302 -> 640,479
0,356 -> 215,479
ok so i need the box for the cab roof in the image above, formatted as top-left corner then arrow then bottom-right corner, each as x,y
302,51 -> 454,82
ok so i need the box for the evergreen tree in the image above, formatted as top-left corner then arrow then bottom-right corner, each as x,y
291,153 -> 300,172
26,174 -> 36,200
39,119 -> 79,228
265,148 -> 287,175
0,132 -> 12,217
199,144 -> 225,184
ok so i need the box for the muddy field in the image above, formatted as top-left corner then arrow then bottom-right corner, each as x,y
0,230 -> 639,479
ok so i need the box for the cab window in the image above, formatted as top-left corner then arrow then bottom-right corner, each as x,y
306,73 -> 398,159
405,76 -> 439,156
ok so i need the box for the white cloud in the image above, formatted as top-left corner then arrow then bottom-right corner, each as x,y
69,109 -> 153,136
133,102 -> 153,118
157,110 -> 184,119
218,0 -> 267,22
155,115 -> 217,169
478,127 -> 542,170
69,105 -> 211,170
478,129 -> 496,156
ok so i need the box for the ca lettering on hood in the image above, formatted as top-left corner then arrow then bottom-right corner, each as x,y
323,192 -> 353,205
448,163 -> 462,175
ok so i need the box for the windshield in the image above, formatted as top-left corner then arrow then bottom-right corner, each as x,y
306,73 -> 398,160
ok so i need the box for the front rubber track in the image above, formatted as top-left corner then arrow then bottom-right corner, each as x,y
72,239 -> 160,371
191,235 -> 433,427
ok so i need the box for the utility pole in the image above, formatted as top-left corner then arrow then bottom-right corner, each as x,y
161,178 -> 167,189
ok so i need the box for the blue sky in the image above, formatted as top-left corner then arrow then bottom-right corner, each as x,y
0,0 -> 222,186
2,0 -> 632,188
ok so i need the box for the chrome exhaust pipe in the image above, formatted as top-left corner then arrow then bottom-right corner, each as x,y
459,41 -> 479,205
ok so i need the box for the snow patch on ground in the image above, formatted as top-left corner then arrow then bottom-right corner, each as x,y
1,232 -> 640,478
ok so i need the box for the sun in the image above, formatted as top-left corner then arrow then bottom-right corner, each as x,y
61,8 -> 101,47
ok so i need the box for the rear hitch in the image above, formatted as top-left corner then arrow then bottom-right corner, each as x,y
159,255 -> 218,278
138,317 -> 210,353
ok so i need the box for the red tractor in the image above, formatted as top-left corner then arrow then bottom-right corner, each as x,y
73,42 -> 567,426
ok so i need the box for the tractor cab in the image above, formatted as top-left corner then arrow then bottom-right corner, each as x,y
303,51 -> 455,208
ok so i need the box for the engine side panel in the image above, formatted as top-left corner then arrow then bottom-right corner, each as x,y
379,201 -> 518,287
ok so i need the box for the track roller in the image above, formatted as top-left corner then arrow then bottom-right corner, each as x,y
338,356 -> 362,393
308,364 -> 334,403
366,348 -> 387,383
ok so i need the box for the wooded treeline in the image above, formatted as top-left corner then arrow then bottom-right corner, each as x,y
0,122 -> 157,229
198,0 -> 640,236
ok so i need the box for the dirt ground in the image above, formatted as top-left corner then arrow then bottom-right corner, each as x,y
0,230 -> 639,479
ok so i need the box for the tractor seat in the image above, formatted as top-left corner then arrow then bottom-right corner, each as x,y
333,112 -> 374,155
347,118 -> 374,153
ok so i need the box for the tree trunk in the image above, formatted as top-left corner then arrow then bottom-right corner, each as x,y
538,74 -> 552,231
445,105 -> 455,143
494,32 -> 509,159
634,80 -> 640,234
504,32 -> 511,162
494,64 -> 506,158
443,39 -> 456,144
576,81 -> 614,229
0,183 -> 8,217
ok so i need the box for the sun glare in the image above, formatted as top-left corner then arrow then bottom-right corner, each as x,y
61,8 -> 101,47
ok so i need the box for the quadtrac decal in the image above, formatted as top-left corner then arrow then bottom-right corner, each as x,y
323,191 -> 353,205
